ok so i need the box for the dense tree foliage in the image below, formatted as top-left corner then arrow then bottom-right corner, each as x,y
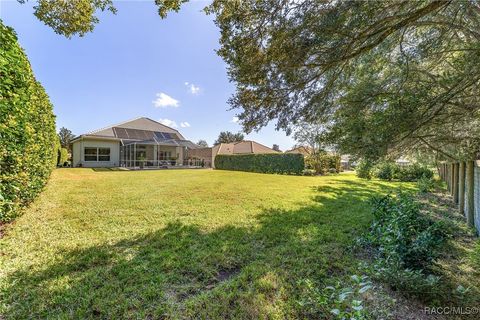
58,127 -> 75,151
0,21 -> 58,222
18,0 -> 188,38
196,139 -> 209,147
214,131 -> 244,145
206,0 -> 480,161
19,0 -> 480,160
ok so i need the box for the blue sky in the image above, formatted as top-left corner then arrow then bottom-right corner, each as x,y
1,0 -> 296,150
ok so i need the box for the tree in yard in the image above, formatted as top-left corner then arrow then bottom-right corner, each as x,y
206,0 -> 480,161
58,127 -> 75,151
272,144 -> 280,152
20,0 -> 480,161
196,139 -> 208,148
214,131 -> 244,145
293,122 -> 328,156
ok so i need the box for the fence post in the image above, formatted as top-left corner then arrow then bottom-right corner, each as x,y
450,163 -> 455,194
453,163 -> 459,204
459,162 -> 465,216
466,161 -> 475,227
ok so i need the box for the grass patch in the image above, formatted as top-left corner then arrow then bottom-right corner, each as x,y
0,169 -> 477,319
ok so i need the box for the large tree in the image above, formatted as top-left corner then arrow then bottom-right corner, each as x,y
20,0 -> 480,160
214,131 -> 244,145
206,0 -> 480,161
58,127 -> 75,151
196,139 -> 209,147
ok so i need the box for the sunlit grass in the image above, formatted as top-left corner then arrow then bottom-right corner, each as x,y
0,169 -> 471,319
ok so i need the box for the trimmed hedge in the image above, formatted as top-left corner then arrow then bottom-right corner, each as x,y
215,153 -> 304,175
0,21 -> 58,222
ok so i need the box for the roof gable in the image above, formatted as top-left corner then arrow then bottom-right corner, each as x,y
87,117 -> 185,139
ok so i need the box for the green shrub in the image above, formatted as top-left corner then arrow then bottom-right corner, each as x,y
364,193 -> 447,270
372,161 -> 398,181
0,22 -> 57,222
305,153 -> 341,174
358,193 -> 448,300
355,160 -> 373,179
416,176 -> 435,193
58,147 -> 68,166
215,153 -> 304,175
395,164 -> 433,182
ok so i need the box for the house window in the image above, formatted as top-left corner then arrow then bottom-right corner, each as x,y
84,147 -> 110,161
98,148 -> 111,161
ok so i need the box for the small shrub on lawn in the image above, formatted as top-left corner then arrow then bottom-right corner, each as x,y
297,275 -> 373,319
365,193 -> 448,270
416,176 -> 435,193
372,161 -> 397,181
395,164 -> 433,182
359,193 -> 449,300
57,148 -> 68,166
356,160 -> 373,179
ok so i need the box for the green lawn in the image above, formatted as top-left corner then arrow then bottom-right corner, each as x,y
0,169 -> 472,319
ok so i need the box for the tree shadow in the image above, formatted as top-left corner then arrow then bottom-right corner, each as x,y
2,179 -> 450,319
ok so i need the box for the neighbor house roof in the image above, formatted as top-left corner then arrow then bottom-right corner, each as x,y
71,117 -> 187,143
213,141 -> 280,155
285,146 -> 313,156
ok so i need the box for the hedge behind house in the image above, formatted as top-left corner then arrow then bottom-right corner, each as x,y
0,21 -> 58,222
215,154 -> 304,175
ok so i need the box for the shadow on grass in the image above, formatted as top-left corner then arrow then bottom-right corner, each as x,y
2,179 -> 455,319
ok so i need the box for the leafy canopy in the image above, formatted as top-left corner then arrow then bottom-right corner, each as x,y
58,127 -> 75,151
214,131 -> 244,145
19,0 -> 480,160
207,0 -> 480,161
196,139 -> 209,148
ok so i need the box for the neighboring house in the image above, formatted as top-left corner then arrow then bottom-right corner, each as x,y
285,146 -> 313,156
188,140 -> 280,168
71,117 -> 198,168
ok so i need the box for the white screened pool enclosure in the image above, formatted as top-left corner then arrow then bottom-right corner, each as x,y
120,137 -> 201,169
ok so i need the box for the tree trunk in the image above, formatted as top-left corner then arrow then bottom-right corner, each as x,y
466,161 -> 475,228
459,162 -> 465,216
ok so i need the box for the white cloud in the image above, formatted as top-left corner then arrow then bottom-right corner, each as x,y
180,122 -> 191,128
153,92 -> 179,108
231,116 -> 239,123
184,82 -> 201,95
158,118 -> 178,128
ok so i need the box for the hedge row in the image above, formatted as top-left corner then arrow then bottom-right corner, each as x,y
215,153 -> 304,175
0,21 -> 58,222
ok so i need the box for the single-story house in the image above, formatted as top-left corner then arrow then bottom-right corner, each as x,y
285,146 -> 313,156
71,117 -> 198,168
187,140 -> 280,168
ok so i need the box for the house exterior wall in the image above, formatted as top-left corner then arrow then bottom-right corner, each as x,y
186,147 -> 213,167
72,138 -> 120,167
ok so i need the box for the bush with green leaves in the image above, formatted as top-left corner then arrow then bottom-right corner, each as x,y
395,164 -> 433,182
304,153 -> 341,175
0,22 -> 57,222
416,176 -> 435,193
58,147 -> 68,166
364,193 -> 447,270
372,161 -> 398,181
297,275 -> 373,319
358,193 -> 449,300
355,160 -> 373,179
215,153 -> 304,175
